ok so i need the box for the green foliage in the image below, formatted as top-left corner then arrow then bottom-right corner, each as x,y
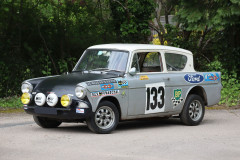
0,0 -> 239,108
110,0 -> 155,42
0,96 -> 22,109
42,55 -> 52,76
0,0 -> 118,98
58,57 -> 77,73
207,60 -> 240,106
175,0 -> 240,31
173,0 -> 240,73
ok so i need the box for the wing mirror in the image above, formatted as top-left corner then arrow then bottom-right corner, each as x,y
129,67 -> 137,76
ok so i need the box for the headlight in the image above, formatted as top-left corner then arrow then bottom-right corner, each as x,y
21,82 -> 33,93
61,95 -> 72,107
75,86 -> 86,99
21,93 -> 32,105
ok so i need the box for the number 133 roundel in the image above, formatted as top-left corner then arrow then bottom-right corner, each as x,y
145,82 -> 165,114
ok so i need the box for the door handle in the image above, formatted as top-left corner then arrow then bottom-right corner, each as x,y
163,77 -> 170,81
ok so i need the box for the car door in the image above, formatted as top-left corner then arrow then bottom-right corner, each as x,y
127,50 -> 168,116
162,51 -> 190,112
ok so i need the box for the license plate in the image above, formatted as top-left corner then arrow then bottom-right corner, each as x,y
35,107 -> 57,115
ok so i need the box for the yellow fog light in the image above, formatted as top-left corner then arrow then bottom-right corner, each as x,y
21,93 -> 32,105
61,95 -> 72,107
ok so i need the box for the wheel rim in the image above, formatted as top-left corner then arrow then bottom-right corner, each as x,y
188,100 -> 203,121
95,106 -> 115,129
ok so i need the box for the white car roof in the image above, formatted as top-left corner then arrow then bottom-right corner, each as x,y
88,44 -> 192,55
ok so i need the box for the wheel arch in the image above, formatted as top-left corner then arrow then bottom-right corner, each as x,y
185,86 -> 208,106
98,96 -> 122,120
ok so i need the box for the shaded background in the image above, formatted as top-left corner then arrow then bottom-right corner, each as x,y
0,0 -> 239,106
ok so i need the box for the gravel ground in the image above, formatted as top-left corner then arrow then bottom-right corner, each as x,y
0,109 -> 240,160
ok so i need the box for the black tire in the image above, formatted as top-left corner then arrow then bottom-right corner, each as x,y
33,116 -> 62,128
86,101 -> 119,134
180,94 -> 205,126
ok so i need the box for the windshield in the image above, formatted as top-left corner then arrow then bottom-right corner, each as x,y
74,49 -> 129,72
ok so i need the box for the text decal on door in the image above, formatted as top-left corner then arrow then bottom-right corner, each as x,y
145,82 -> 165,114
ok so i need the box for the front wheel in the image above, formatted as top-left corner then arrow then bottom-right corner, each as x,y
33,116 -> 62,128
86,101 -> 119,134
180,94 -> 205,126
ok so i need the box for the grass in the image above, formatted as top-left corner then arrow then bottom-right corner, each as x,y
0,95 -> 22,109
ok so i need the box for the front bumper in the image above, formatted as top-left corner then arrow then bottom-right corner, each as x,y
24,104 -> 92,120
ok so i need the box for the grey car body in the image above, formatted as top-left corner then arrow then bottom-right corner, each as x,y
21,44 -> 222,133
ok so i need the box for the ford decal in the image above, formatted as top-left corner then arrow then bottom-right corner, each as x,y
184,74 -> 204,83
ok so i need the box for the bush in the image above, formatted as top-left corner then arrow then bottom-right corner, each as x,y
0,96 -> 22,109
208,60 -> 240,106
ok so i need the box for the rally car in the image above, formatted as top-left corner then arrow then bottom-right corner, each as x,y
21,44 -> 222,133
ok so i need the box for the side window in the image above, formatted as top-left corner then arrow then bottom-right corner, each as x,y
165,53 -> 187,71
131,52 -> 162,72
142,52 -> 160,67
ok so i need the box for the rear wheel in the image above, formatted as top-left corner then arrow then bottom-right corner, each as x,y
33,116 -> 62,128
86,101 -> 119,134
180,94 -> 205,126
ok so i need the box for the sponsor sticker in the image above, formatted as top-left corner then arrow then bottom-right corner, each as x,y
121,91 -> 126,97
76,108 -> 84,114
91,90 -> 120,97
86,79 -> 117,86
171,89 -> 183,106
203,73 -> 220,81
100,83 -> 114,90
117,79 -> 128,88
184,74 -> 204,83
140,75 -> 149,80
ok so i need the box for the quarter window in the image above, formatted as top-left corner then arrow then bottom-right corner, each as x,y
165,53 -> 187,71
131,53 -> 140,72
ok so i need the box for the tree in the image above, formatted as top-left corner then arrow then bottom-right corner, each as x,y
109,0 -> 155,43
174,0 -> 240,71
0,0 -> 117,97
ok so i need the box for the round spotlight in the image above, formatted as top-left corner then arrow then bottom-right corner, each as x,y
61,95 -> 72,107
46,93 -> 58,107
34,93 -> 46,106
21,93 -> 32,105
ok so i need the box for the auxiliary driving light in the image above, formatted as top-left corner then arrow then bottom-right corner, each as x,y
61,95 -> 72,107
46,93 -> 58,107
34,93 -> 46,106
21,92 -> 32,105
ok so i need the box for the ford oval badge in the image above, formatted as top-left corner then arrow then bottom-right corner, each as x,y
184,74 -> 204,83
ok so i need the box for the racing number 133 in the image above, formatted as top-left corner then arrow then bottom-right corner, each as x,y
145,83 -> 165,114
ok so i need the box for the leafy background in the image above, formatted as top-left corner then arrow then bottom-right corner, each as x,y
0,0 -> 239,108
